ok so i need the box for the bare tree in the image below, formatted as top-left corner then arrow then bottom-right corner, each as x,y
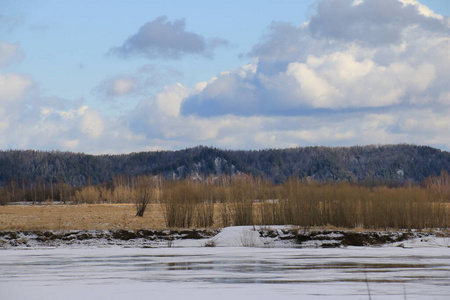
135,175 -> 160,217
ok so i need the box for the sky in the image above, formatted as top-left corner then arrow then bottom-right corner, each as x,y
1,0 -> 449,154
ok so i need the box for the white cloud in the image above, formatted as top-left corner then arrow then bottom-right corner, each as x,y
153,83 -> 189,117
285,52 -> 436,109
80,109 -> 104,139
286,61 -> 341,108
182,0 -> 449,115
0,73 -> 32,102
399,0 -> 444,20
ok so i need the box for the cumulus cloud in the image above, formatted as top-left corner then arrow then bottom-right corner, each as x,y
127,80 -> 450,150
0,71 -> 140,153
128,83 -> 190,137
0,73 -> 33,135
181,60 -> 264,116
126,83 -> 270,149
308,0 -> 449,46
284,53 -> 436,108
110,16 -> 228,60
181,0 -> 450,117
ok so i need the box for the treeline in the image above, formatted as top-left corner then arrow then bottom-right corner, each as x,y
0,145 -> 449,190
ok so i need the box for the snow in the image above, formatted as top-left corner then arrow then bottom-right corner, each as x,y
1,226 -> 449,299
175,226 -> 279,247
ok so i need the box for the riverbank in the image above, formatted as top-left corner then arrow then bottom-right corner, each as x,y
1,226 -> 448,249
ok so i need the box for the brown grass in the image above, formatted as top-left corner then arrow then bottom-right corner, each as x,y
0,204 -> 167,231
0,200 -> 448,231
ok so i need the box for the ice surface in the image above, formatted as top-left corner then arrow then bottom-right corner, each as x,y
1,242 -> 450,299
1,226 -> 449,299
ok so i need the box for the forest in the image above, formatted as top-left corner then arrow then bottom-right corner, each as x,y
0,144 -> 449,205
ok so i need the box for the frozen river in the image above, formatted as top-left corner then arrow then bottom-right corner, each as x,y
1,245 -> 449,300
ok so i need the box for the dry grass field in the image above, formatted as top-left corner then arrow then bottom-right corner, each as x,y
0,204 -> 170,231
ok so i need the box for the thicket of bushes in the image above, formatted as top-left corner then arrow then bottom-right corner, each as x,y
1,172 -> 449,230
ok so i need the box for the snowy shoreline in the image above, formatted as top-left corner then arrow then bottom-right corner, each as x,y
1,226 -> 449,249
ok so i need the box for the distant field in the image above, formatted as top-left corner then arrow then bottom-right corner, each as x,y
0,204 -> 170,231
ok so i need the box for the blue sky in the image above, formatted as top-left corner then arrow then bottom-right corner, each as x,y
1,0 -> 449,153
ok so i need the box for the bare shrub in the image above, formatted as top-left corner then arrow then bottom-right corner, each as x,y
111,185 -> 135,203
162,180 -> 199,228
267,178 -> 450,230
195,199 -> 215,228
219,199 -> 232,227
71,185 -> 101,204
228,175 -> 256,226
426,171 -> 450,202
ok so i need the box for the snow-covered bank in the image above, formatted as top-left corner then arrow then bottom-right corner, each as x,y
0,228 -> 218,249
179,226 -> 450,248
1,226 -> 449,249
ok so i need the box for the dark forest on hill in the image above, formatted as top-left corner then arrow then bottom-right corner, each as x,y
0,144 -> 448,187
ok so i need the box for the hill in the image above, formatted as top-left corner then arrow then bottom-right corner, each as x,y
0,144 -> 449,186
